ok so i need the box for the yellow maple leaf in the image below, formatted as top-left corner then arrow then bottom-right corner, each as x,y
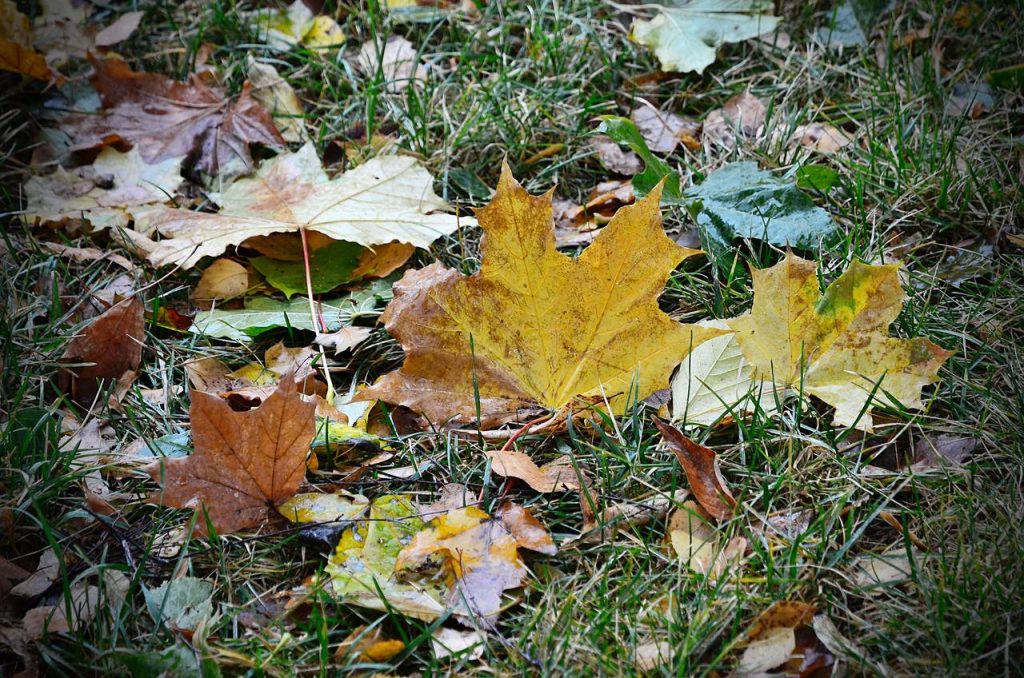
360,164 -> 722,426
726,252 -> 951,430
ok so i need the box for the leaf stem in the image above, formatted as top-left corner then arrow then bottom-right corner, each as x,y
300,228 -> 336,403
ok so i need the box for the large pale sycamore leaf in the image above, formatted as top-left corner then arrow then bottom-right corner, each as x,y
140,143 -> 467,269
716,253 -> 951,430
631,0 -> 780,75
359,165 -> 723,426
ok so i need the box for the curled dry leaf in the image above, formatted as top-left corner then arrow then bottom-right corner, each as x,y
147,375 -> 316,536
358,35 -> 427,93
790,123 -> 852,154
631,106 -> 701,154
735,601 -> 834,677
667,501 -> 745,579
485,449 -> 582,493
40,242 -> 134,271
246,58 -> 306,142
654,419 -> 736,521
59,295 -> 144,406
67,55 -> 284,177
703,92 -> 767,150
139,143 -> 464,269
359,164 -> 722,427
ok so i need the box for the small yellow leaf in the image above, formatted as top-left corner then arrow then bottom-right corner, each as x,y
194,258 -> 250,304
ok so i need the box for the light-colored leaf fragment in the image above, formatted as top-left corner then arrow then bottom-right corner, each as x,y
485,449 -> 582,493
736,627 -> 797,675
631,106 -> 700,154
144,577 -> 214,632
725,253 -> 951,430
432,627 -> 486,661
317,327 -> 373,356
359,164 -> 721,426
193,258 -> 249,304
671,320 -> 781,425
11,549 -> 60,599
791,123 -> 852,154
635,640 -> 673,671
276,492 -> 369,524
358,35 -> 426,93
23,147 -> 184,231
631,1 -> 780,74
141,143 -> 465,269
246,58 -> 306,142
94,11 -> 144,47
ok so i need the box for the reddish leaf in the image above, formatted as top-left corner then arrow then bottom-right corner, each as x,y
59,296 -> 144,406
68,55 -> 284,176
655,419 -> 736,521
147,375 -> 316,536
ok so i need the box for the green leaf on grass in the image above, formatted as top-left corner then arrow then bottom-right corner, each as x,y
684,162 -> 836,254
630,0 -> 780,74
144,577 -> 214,632
191,279 -> 393,343
796,165 -> 841,192
251,239 -> 364,298
597,117 -> 682,200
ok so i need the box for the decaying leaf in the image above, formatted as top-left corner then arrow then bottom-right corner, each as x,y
723,253 -> 952,430
316,327 -> 373,356
59,295 -> 144,406
631,1 -> 780,74
336,625 -> 406,663
23,147 -> 183,232
702,92 -> 767,150
486,449 -> 582,494
590,134 -> 642,175
395,504 -> 555,620
852,549 -> 914,589
359,164 -> 721,427
684,162 -> 836,255
191,280 -> 392,343
432,627 -> 486,661
574,489 -> 689,544
635,640 -> 673,671
94,10 -> 144,47
631,105 -> 701,154
144,577 -> 214,632
66,55 -> 284,177
734,601 -> 834,677
147,375 -> 316,536
655,419 -> 736,521
10,548 -> 61,599
911,434 -> 978,470
670,319 -> 781,426
0,0 -> 61,82
667,501 -> 745,579
275,491 -> 369,524
790,123 -> 852,154
327,495 -> 446,621
140,143 -> 464,269
249,0 -> 345,53
359,35 -> 427,93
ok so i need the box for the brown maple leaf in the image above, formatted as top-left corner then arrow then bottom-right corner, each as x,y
147,375 -> 316,536
59,296 -> 144,406
68,55 -> 285,176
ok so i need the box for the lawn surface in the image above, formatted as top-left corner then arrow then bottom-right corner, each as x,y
1,0 -> 1023,676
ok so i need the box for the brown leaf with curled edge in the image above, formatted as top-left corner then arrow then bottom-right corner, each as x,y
59,296 -> 144,406
735,601 -> 834,677
359,164 -> 722,427
147,375 -> 316,536
67,54 -> 284,177
655,419 -> 735,521
485,449 -> 582,493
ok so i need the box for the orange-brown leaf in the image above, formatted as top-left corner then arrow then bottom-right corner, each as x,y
67,55 -> 283,176
147,376 -> 316,536
655,419 -> 736,521
59,296 -> 144,406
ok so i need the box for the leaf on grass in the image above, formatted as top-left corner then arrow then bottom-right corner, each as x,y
358,35 -> 427,94
852,550 -> 914,589
724,253 -> 952,430
276,491 -> 369,524
815,1 -> 867,48
667,501 -> 745,579
191,279 -> 392,343
597,117 -> 682,199
670,319 -> 782,426
59,296 -> 144,406
140,143 -> 464,269
10,548 -> 60,599
590,134 -> 642,175
66,55 -> 284,178
249,0 -> 345,52
911,434 -> 978,470
684,162 -> 836,255
486,449 -> 582,493
359,164 -> 720,426
94,10 -> 144,47
0,0 -> 62,82
655,420 -> 736,521
432,627 -> 486,661
631,106 -> 701,154
23,147 -> 184,232
147,375 -> 316,536
395,504 -> 555,620
326,495 -> 446,621
790,123 -> 852,154
735,601 -> 834,677
246,57 -> 306,142
144,577 -> 214,633
630,1 -> 780,74
316,326 -> 373,356
336,625 -> 406,663
702,92 -> 767,150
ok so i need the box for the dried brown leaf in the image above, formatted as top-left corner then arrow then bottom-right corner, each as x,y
655,419 -> 736,521
59,296 -> 144,406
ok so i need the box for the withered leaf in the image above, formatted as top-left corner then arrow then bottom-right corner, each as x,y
68,55 -> 284,177
147,375 -> 316,536
359,164 -> 721,426
655,419 -> 736,521
60,296 -> 144,406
